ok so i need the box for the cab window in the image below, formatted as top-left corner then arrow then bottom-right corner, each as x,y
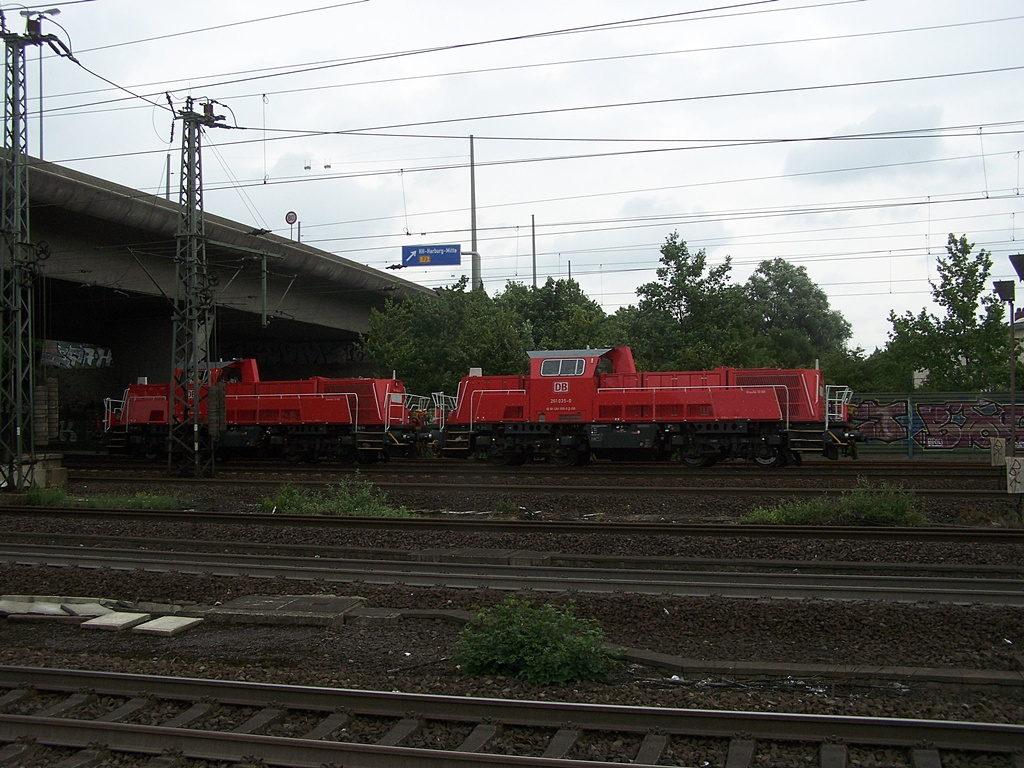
540,358 -> 584,376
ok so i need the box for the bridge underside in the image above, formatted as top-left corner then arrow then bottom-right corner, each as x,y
17,157 -> 432,449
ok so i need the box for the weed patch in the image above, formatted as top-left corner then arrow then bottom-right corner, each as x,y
454,597 -> 620,685
740,477 -> 924,526
259,477 -> 413,517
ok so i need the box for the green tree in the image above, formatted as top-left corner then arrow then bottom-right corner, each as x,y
360,277 -> 530,395
745,258 -> 852,360
492,278 -> 608,350
820,346 -> 914,393
615,231 -> 760,369
886,234 -> 1008,391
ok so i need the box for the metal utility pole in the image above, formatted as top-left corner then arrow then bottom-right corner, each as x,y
531,214 -> 536,289
0,12 -> 69,490
469,135 -> 481,291
168,98 -> 225,477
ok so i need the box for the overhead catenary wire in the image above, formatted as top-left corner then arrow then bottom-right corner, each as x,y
38,12 -> 1021,116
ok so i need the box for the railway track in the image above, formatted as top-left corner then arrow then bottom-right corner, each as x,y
63,474 -> 1011,500
3,504 -> 1022,543
58,456 -> 1009,508
62,453 -> 1006,487
1,666 -> 1020,767
3,540 -> 1022,605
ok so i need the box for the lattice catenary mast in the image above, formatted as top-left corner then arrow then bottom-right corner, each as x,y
0,13 -> 70,490
168,98 -> 226,477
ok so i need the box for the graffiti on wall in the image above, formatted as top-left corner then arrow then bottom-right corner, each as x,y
853,398 -> 1019,450
40,340 -> 113,369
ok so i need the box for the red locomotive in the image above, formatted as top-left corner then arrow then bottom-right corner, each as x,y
104,358 -> 414,462
440,346 -> 855,466
104,346 -> 856,467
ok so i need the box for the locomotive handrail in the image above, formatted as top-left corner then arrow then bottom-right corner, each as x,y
469,388 -> 527,424
431,392 -> 457,428
106,391 -> 169,430
595,383 -> 793,427
384,385 -> 402,429
102,395 -> 125,432
226,391 -> 360,429
825,385 -> 853,429
405,393 -> 432,411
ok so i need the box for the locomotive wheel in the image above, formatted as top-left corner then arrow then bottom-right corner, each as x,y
753,446 -> 784,468
485,444 -> 511,466
680,450 -> 715,468
551,447 -> 576,466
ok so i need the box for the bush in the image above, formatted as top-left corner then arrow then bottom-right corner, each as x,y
740,477 -> 924,526
259,478 -> 413,517
24,487 -> 181,510
453,597 -> 620,685
24,486 -> 69,506
86,491 -> 182,510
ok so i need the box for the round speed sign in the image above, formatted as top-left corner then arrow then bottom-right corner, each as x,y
285,211 -> 297,225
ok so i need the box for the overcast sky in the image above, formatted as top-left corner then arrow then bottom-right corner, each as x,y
21,0 -> 1024,353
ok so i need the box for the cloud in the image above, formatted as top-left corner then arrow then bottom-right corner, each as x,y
783,103 -> 948,186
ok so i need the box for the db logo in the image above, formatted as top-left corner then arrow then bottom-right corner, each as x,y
553,381 -> 569,393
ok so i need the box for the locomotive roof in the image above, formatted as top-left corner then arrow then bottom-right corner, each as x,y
526,348 -> 614,358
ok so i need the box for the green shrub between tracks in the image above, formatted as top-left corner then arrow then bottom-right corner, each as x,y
454,597 -> 621,685
740,477 -> 924,526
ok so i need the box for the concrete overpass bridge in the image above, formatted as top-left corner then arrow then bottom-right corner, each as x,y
23,158 -> 434,447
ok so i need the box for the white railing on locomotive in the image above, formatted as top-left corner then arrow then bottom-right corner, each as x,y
468,388 -> 527,423
404,392 -> 433,429
430,392 -> 457,428
228,391 -> 360,428
594,384 -> 793,428
104,391 -> 169,429
825,385 -> 853,429
102,394 -> 126,431
386,389 -> 406,429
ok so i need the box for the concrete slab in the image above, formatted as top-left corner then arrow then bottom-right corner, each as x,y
6,614 -> 86,625
81,612 -> 151,631
1,595 -> 114,617
132,616 -> 203,636
205,595 -> 364,626
61,602 -> 113,617
27,602 -> 68,616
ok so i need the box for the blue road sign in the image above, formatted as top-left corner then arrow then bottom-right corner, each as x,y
401,244 -> 461,267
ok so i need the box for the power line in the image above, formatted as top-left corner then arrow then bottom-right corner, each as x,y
246,64 -> 1024,136
43,11 -> 1020,116
74,1 -> 371,54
